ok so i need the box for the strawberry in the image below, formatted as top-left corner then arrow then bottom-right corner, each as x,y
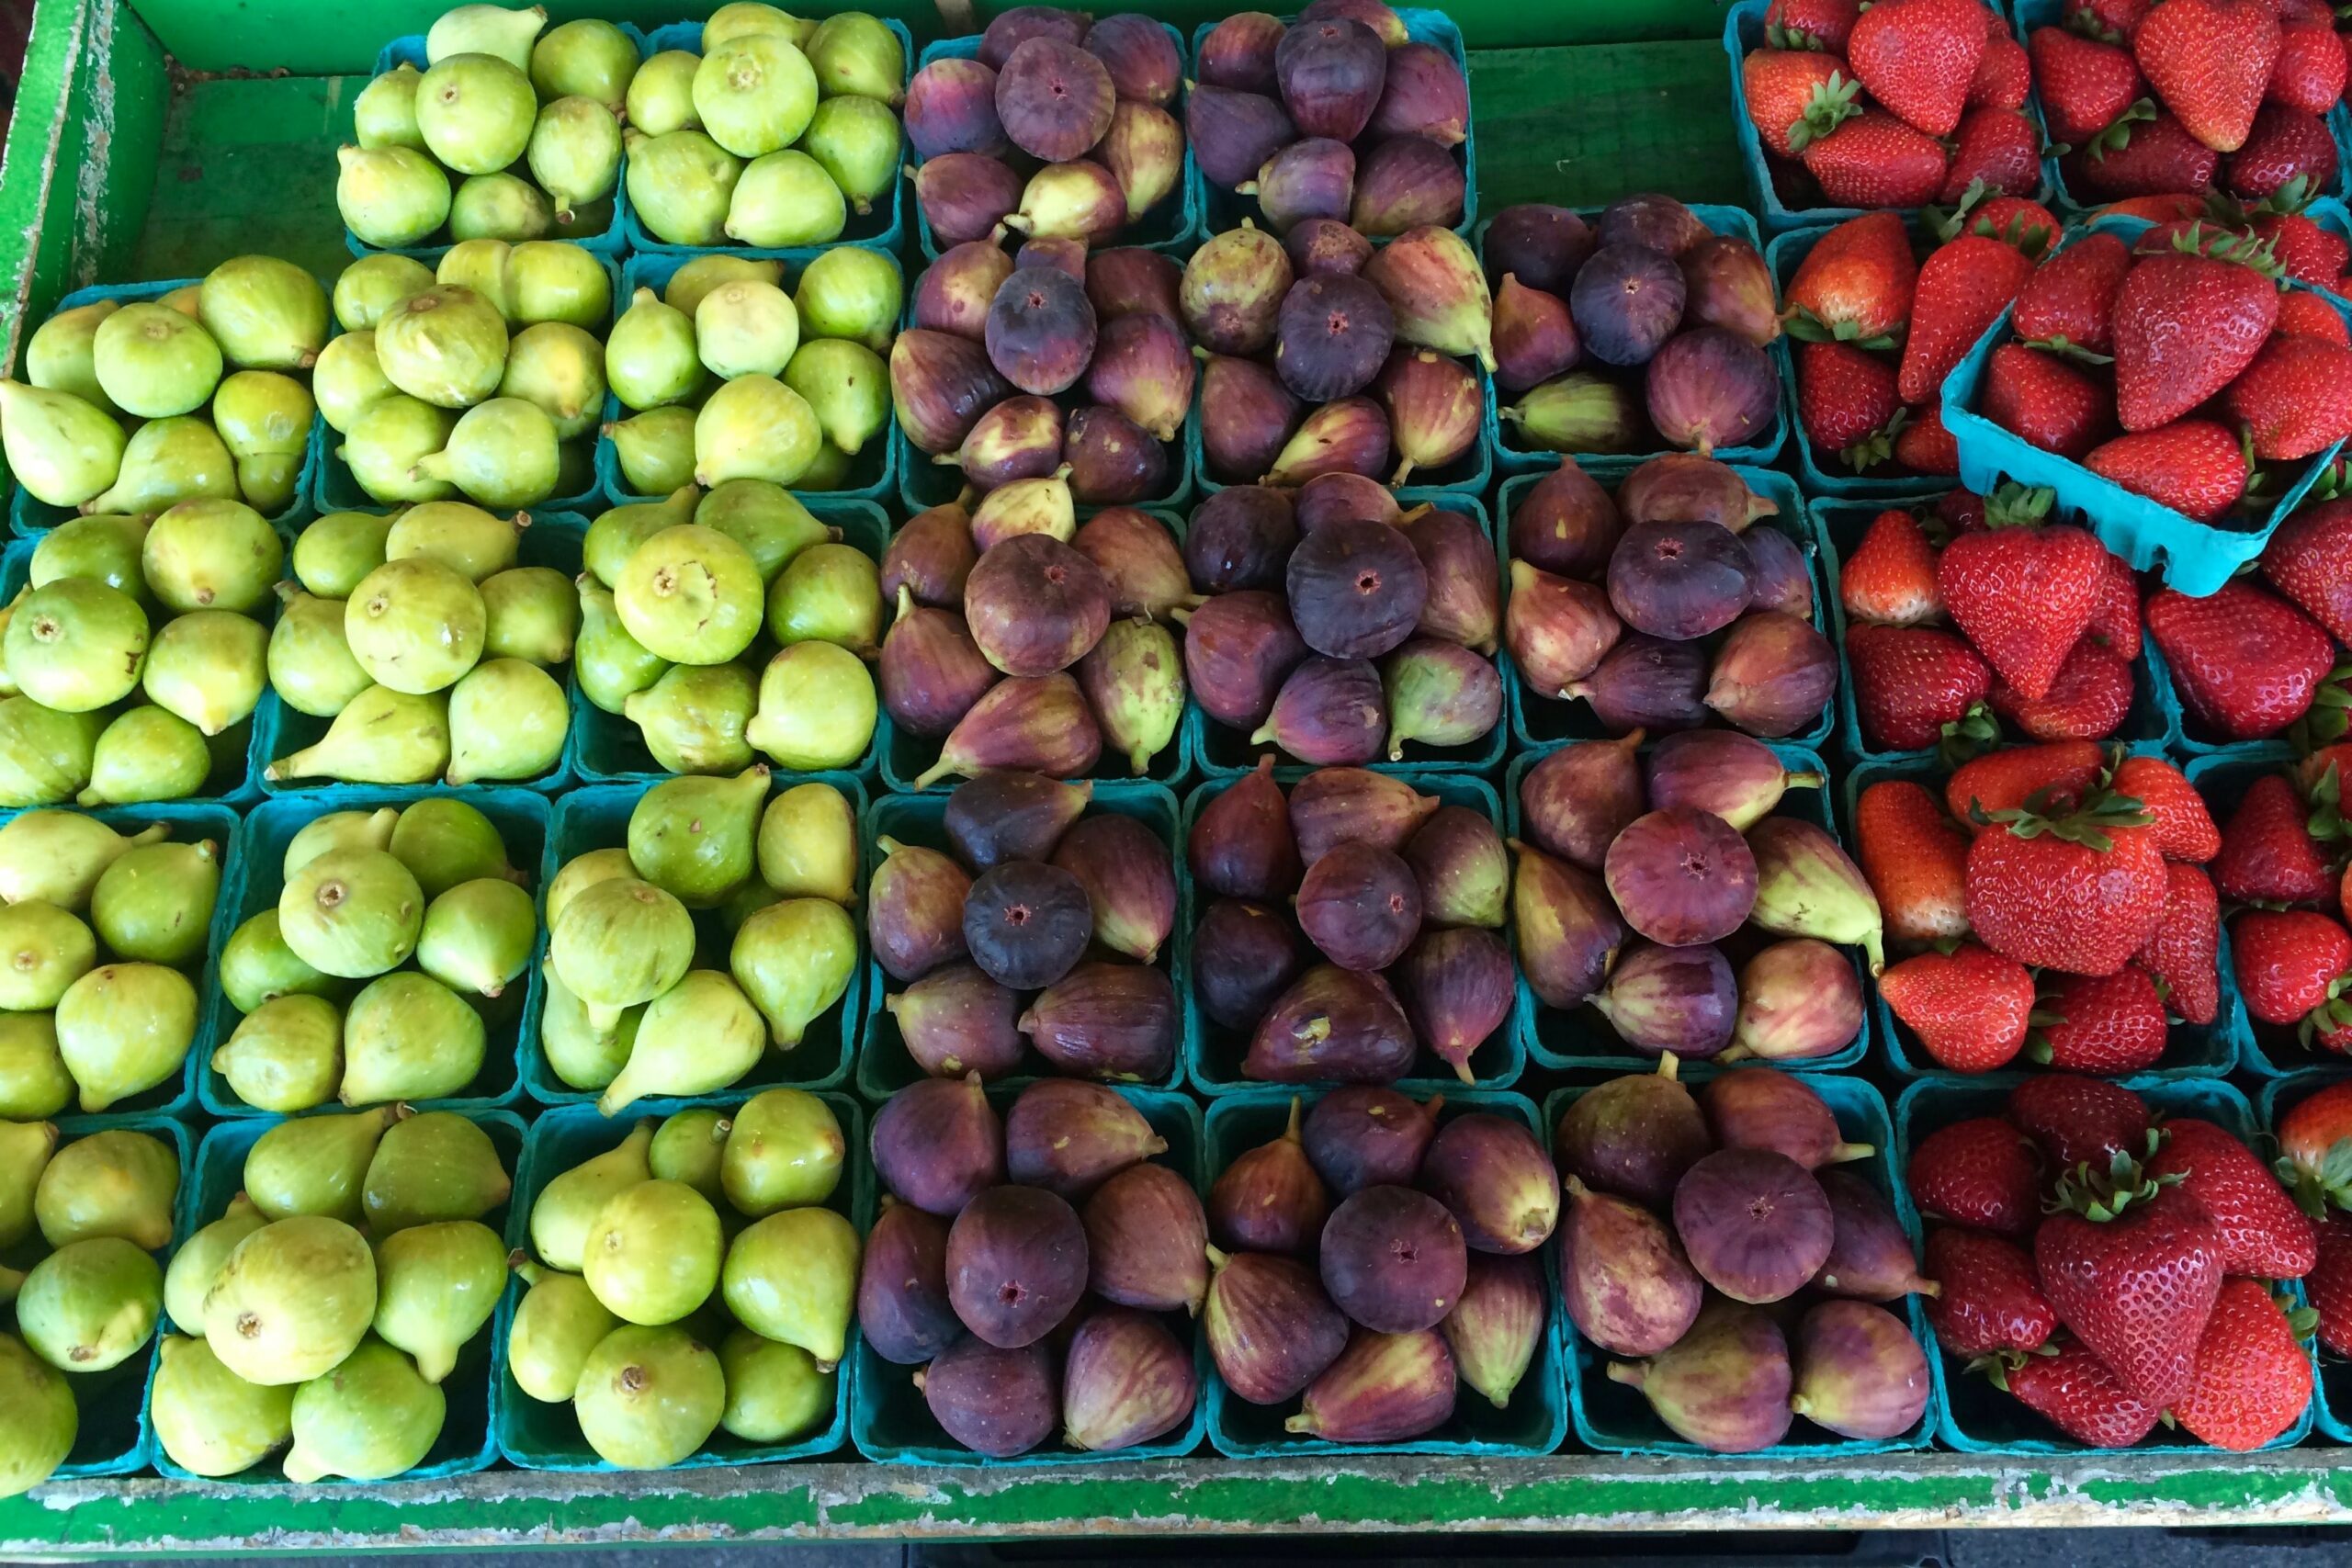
2268,18 -> 2349,111
1797,341 -> 1905,469
2138,861 -> 2222,1024
1925,1228 -> 2056,1355
1846,0 -> 1987,136
2112,234 -> 2283,430
2275,1078 -> 2352,1213
2112,755 -> 2219,861
2068,110 -> 2222,198
2086,549 -> 2143,659
2215,773 -> 2337,903
2098,194 -> 2210,223
1935,520 -> 2108,700
2034,1175 -> 2226,1407
2009,1072 -> 2154,1172
2260,496 -> 2352,643
2076,0 -> 2152,39
1855,778 -> 1973,947
2171,1280 -> 2316,1451
1945,739 -> 2109,827
1984,1334 -> 2162,1447
1941,107 -> 2046,201
2231,907 -> 2352,1035
1968,33 -> 2032,109
1980,344 -> 2115,459
1908,1115 -> 2042,1234
1894,403 -> 1962,472
2030,28 -> 2145,144
2305,742 -> 2352,801
1989,637 -> 2135,740
2147,582 -> 2334,740
2132,0 -> 2282,153
1936,193 -> 2062,256
1785,215 -> 1917,352
2250,210 -> 2350,287
1847,622 -> 1993,751
1898,235 -> 2039,404
1840,507 -> 1945,626
2012,231 -> 2134,355
1880,942 -> 2036,1068
1743,50 -> 1863,159
2226,333 -> 2352,459
2309,1213 -> 2352,1355
1803,111 -> 1952,208
2145,1118 -> 2320,1277
2273,289 -> 2351,343
2083,421 -> 2250,521
1965,784 -> 2166,974
2226,104 -> 2340,203
1767,0 -> 1864,51
2030,966 -> 2170,1073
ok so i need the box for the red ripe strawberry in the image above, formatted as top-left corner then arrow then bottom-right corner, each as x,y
2068,110 -> 2222,198
2035,1180 -> 2226,1407
1847,622 -> 1992,750
2008,1072 -> 2154,1172
1898,235 -> 2038,404
1743,50 -> 1863,159
1768,0 -> 1864,51
2303,741 -> 2352,800
2112,241 -> 2283,430
1935,521 -> 2107,700
2275,1078 -> 2352,1213
2113,754 -> 2219,861
2267,17 -> 2348,112
2226,333 -> 2352,460
1945,739 -> 2109,828
1926,1228 -> 2056,1355
2085,548 -> 2142,659
1965,786 -> 2167,974
2147,582 -> 2334,741
1986,1334 -> 2161,1446
1880,942 -> 2035,1068
2098,194 -> 2209,223
1797,341 -> 1904,469
1804,111 -> 1951,208
1841,507 -> 1945,626
2012,231 -> 2134,355
2274,289 -> 2351,343
1939,193 -> 2062,256
1989,637 -> 2135,740
2171,1280 -> 2316,1451
2137,861 -> 2222,1025
2030,965 -> 2171,1073
1894,404 -> 1962,472
2083,421 -> 2249,521
1856,778 -> 1973,947
2309,1213 -> 2352,1356
2233,907 -> 2352,1034
2077,0 -> 2152,39
2226,103 -> 2340,202
2132,0 -> 2282,153
2261,496 -> 2352,643
1980,344 -> 2114,459
1785,210 -> 1918,344
1846,0 -> 1988,136
1908,1115 -> 2042,1234
2216,773 -> 2336,903
1941,107 -> 2046,201
2030,27 -> 2145,145
1968,33 -> 2032,109
2146,1118 -> 2320,1277
2251,211 -> 2350,288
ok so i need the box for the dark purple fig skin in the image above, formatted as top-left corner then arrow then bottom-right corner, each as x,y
947,394 -> 1065,491
1296,841 -> 1422,972
915,243 -> 1018,343
1204,1249 -> 1349,1404
1021,961 -> 1178,1081
1004,1078 -> 1167,1199
1188,755 -> 1303,900
922,1335 -> 1061,1457
1208,1096 -> 1329,1256
1487,204 -> 1596,298
1420,1112 -> 1559,1255
1597,193 -> 1710,257
1294,471 -> 1401,532
1706,610 -> 1838,739
892,327 -> 1015,455
980,5 -> 1091,70
1402,804 -> 1508,930
1812,1168 -> 1934,1302
1740,526 -> 1815,621
1289,766 -> 1434,863
1351,136 -> 1468,237
1192,898 -> 1306,1034
1444,1251 -> 1545,1409
1605,806 -> 1759,947
1396,927 -> 1514,1086
995,38 -> 1116,162
1730,939 -> 1862,1064
873,1074 -> 1007,1216
1503,562 -> 1621,698
1185,486 -> 1299,593
1672,1147 -> 1834,1305
1517,731 -> 1645,872
986,266 -> 1100,397
1252,655 -> 1386,766
1244,964 -> 1418,1085
1082,1160 -> 1210,1313
1509,458 -> 1623,580
1617,453 -> 1777,531
1647,328 -> 1780,457
888,962 -> 1028,1081
1679,235 -> 1781,349
1644,728 -> 1818,833
1063,1307 -> 1197,1451
1182,221 -> 1295,355
906,58 -> 1011,160
927,671 -> 1104,784
1199,354 -> 1305,482
1378,349 -> 1482,485
1064,405 -> 1170,506
914,153 -> 1028,246
1301,0 -> 1409,46
1275,17 -> 1387,141
1555,1061 -> 1712,1207
966,533 -> 1111,678
1087,248 -> 1183,322
880,597 -> 1001,739
1075,507 -> 1194,621
1508,840 -> 1625,1011
963,859 -> 1095,990
861,1201 -> 964,1365
1016,235 -> 1090,284
1286,216 -> 1375,278
1701,1067 -> 1871,1171
1050,813 -> 1178,964
944,771 -> 1092,873
1198,10 -> 1285,91
1607,519 -> 1753,642
870,838 -> 975,981
1569,243 -> 1688,368
1086,312 -> 1195,443
1083,13 -> 1182,106
1244,137 -> 1356,236
1567,634 -> 1711,736
1303,1085 -> 1440,1197
885,502 -> 980,609
1273,274 -> 1397,403
1593,940 -> 1738,1059
1319,1184 -> 1467,1333
1287,1325 -> 1456,1441
1558,1176 -> 1703,1358
1608,1299 -> 1792,1453
1367,40 -> 1468,143
1186,85 -> 1298,190
1790,1300 -> 1928,1440
1286,518 -> 1429,660
1493,276 -> 1581,395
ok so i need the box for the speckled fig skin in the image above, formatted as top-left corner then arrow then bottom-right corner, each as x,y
1018,962 -> 1179,1082
1604,807 -> 1758,948
1288,766 -> 1436,863
1303,1084 -> 1440,1196
1725,939 -> 1863,1064
1319,1185 -> 1466,1334
882,502 -> 980,608
1285,1325 -> 1456,1441
1062,1307 -> 1197,1452
1553,1058 -> 1712,1209
1395,927 -> 1513,1085
1509,840 -> 1626,1012
1608,1299 -> 1793,1453
942,772 -> 1091,873
1252,655 -> 1386,766
1002,1078 -> 1166,1200
870,1073 -> 1005,1217
1643,729 -> 1821,832
1087,249 -> 1183,322
904,59 -> 1009,161
867,837 -> 973,982
920,1334 -> 1059,1457
1198,354 -> 1304,482
1179,591 -> 1309,731
1082,1161 -> 1209,1314
1509,459 -> 1623,578
859,1201 -> 962,1365
1049,813 -> 1177,964
1208,1097 -> 1330,1257
1672,1148 -> 1833,1305
945,1183 -> 1089,1348
1243,964 -> 1416,1085
1558,1176 -> 1702,1358
914,243 -> 1017,342
1699,1067 -> 1874,1171
1704,611 -> 1837,740
1187,755 -> 1302,901
1419,1111 -> 1559,1255
1567,634 -> 1711,736
1810,1170 -> 1937,1303
1515,732 -> 1644,873
887,964 -> 1027,1081
1593,941 -> 1738,1059
1204,1247 -> 1348,1404
1442,1251 -> 1546,1409
1789,1299 -> 1929,1440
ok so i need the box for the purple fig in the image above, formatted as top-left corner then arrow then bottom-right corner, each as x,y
1558,1177 -> 1704,1358
964,534 -> 1109,681
1083,1161 -> 1210,1313
915,243 -> 1018,343
1616,453 -> 1778,531
1243,138 -> 1356,235
870,836 -> 975,981
1741,526 -> 1815,621
1286,517 -> 1428,660
1504,561 -> 1622,698
1192,898 -> 1306,1035
1593,940 -> 1738,1059
964,859 -> 1094,989
880,592 -> 1001,739
1567,634 -> 1711,735
996,38 -> 1116,163
885,502 -> 980,608
1644,728 -> 1822,831
1076,617 -> 1183,774
1646,328 -> 1780,457
1300,0 -> 1409,46
944,770 -> 1092,871
1287,1326 -> 1456,1441
1064,405 -> 1170,505
1186,84 -> 1297,190
1608,518 -> 1753,642
914,153 -> 1027,246
1363,227 -> 1494,368
1486,204 -> 1596,298
1288,764 -> 1435,863
1182,591 -> 1307,732
1185,485 -> 1298,593
1181,220 -> 1294,355
1005,1077 -> 1166,1200
1500,373 -> 1645,457
1509,459 -> 1623,580
1198,353 -> 1304,482
1813,1169 -> 1936,1302
1509,839 -> 1626,1011
1727,939 -> 1862,1064
1607,1300 -> 1793,1453
1198,11 -> 1285,91
1100,101 -> 1185,222
1402,804 -> 1508,930
1746,817 -> 1885,976
1046,811 -> 1177,956
1204,1247 -> 1349,1404
1016,235 -> 1090,284
1007,159 -> 1128,244
943,393 -> 1065,491
1368,40 -> 1468,143
1296,841 -> 1422,972
946,1183 -> 1089,1348
1570,243 -> 1687,367
1421,1111 -> 1559,1255
1286,216 -> 1375,278
1084,14 -> 1181,106
1401,505 -> 1499,652
1706,610 -> 1838,739
980,5 -> 1090,70
1672,1147 -> 1833,1304
1264,396 -> 1392,486
1075,507 -> 1195,622
1276,17 -> 1387,141
986,266 -> 1099,398
888,963 -> 1029,1081
861,1200 -> 963,1365
1790,1300 -> 1928,1440
1295,470 -> 1401,532
1444,1252 -> 1546,1409
1087,248 -> 1182,322
1188,754 -> 1303,899
1554,1058 -> 1713,1208
921,1335 -> 1060,1457
1376,349 -> 1481,485
1275,274 -> 1396,403
1381,639 -> 1500,760
873,1073 -> 1007,1216
1518,731 -> 1645,871
971,467 -> 1078,551
1244,964 -> 1417,1084
1679,235 -> 1781,348
906,58 -> 1011,160
1492,276 -> 1581,395
1252,655 -> 1387,766
1087,311 -> 1194,441
1351,136 -> 1467,237
1303,1086 -> 1441,1197
1597,194 -> 1710,257
1062,1308 -> 1197,1451
892,327 -> 1015,455
1209,1097 -> 1329,1256
1700,1066 -> 1871,1171
1319,1184 -> 1467,1333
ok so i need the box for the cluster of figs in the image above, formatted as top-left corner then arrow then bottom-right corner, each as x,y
1488,195 -> 1782,461
1557,1062 -> 1933,1451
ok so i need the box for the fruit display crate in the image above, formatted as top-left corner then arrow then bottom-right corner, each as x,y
2184,745 -> 2324,1080
2258,1071 -> 2352,1446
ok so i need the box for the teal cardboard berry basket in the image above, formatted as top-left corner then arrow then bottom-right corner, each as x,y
2258,1070 -> 2352,1444
1178,769 -> 1524,1096
855,778 -> 1180,1100
498,1091 -> 864,1472
2185,745 -> 2331,1079
1200,1086 -> 1566,1459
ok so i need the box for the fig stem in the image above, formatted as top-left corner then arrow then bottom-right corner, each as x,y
1283,1098 -> 1304,1143
1827,1140 -> 1874,1165
1605,1361 -> 1646,1389
1656,1054 -> 1681,1082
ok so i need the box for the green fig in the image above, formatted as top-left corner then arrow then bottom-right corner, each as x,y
286,805 -> 401,874
604,288 -> 702,412
243,1105 -> 404,1222
355,62 -> 425,150
220,909 -> 344,1014
0,380 -> 125,507
389,796 -> 518,894
628,764 -> 768,906
377,285 -> 511,411
695,377 -> 822,491
385,500 -> 523,581
204,1214 -> 377,1386
150,1335 -> 293,1478
695,33 -> 818,158
17,1235 -> 162,1371
506,1258 -> 617,1402
56,962 -> 198,1111
757,781 -> 856,905
807,12 -> 901,100
267,684 -> 452,784
417,875 -> 536,997
0,810 -> 166,908
371,1219 -> 507,1381
87,414 -> 236,515
718,1326 -> 832,1444
4,578 -> 148,712
627,48 -> 702,135
93,301 -> 223,418
341,971 -> 487,1104
719,1205 -> 857,1368
31,512 -> 148,598
650,1107 -> 732,1204
625,129 -> 742,248
731,897 -> 854,1051
212,370 -> 316,512
481,565 -> 578,664
427,2 -> 547,70
449,171 -> 553,243
551,875 -> 696,1035
314,333 -> 398,434
268,591 -> 373,717
531,17 -> 636,108
720,1087 -> 843,1215
598,969 -> 766,1115
695,479 -> 829,582
164,1195 -> 266,1333
334,254 -> 435,333
696,279 -> 799,381
282,1335 -> 447,1482
526,96 -> 622,223
0,694 -> 102,807
583,1178 -> 722,1325
706,1 -> 810,49
336,144 -> 453,249
25,299 -> 122,416
447,655 -> 568,783
614,523 -> 765,665
539,956 -> 639,1091
341,393 -> 459,502
0,1013 -> 72,1120
544,845 -> 636,928
573,1322 -> 723,1468
784,339 -> 890,461
212,994 -> 342,1113
0,900 -> 95,1010
794,251 -> 899,357
36,1126 -> 177,1248
0,1333 -> 75,1497
345,558 -> 487,694
606,407 -> 699,496
746,641 -> 875,771
665,256 -> 778,316
623,662 -> 757,775
91,838 -> 220,965
198,254 -> 330,372
435,238 -> 517,320
797,96 -> 899,217
294,512 -> 394,598
0,1120 -> 57,1247
765,537 -> 882,652
141,608 -> 268,735
508,240 -> 611,328
585,484 -> 701,587
719,879 -> 785,936
364,1110 -> 512,1235
500,321 -> 605,440
417,51 -> 537,175
278,846 -> 424,977
725,149 -> 845,248
412,397 -> 560,510
531,1121 -> 652,1271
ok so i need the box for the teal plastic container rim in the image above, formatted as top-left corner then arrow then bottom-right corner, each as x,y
1176,768 -> 1526,1096
1197,1085 -> 1567,1459
913,23 -> 1200,261
495,1090 -> 865,1472
2256,1070 -> 2352,1444
564,496 -> 888,784
1544,1069 -> 1935,1456
851,1083 -> 1209,1465
8,274 -> 326,536
1897,1073 -> 2318,1455
1839,748 -> 2242,1080
855,777 -> 1182,1099
2184,745 -> 2324,1079
1502,740 -> 1868,1075
1182,354 -> 1493,501
526,775 -> 866,1105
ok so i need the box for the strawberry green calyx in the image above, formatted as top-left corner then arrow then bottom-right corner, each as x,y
1968,1343 -> 2060,1390
2064,6 -> 2126,45
2274,1131 -> 2352,1218
1974,783 -> 2156,853
2047,1144 -> 2175,1224
1935,701 -> 1999,769
2290,668 -> 2352,757
1787,72 -> 1862,154
1983,482 -> 2056,528
1838,407 -> 1907,472
2080,99 -> 2155,164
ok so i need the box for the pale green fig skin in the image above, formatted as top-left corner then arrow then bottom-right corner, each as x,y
501,321 -> 605,439
667,255 -> 782,316
806,13 -> 903,103
336,145 -> 454,250
345,557 -> 488,695
417,52 -> 537,176
543,846 -> 637,929
757,781 -> 856,904
628,765 -> 768,907
143,497 -> 281,615
340,971 -> 488,1105
627,51 -> 702,137
213,369 -> 315,512
746,640 -> 876,771
793,247 -> 899,356
342,393 -> 460,503
243,1105 -> 403,1223
385,500 -> 524,582
306,327 -> 405,434
529,1122 -> 652,1273
614,522 -> 767,666
607,408 -> 700,496
799,96 -> 899,214
765,537 -> 883,650
4,577 -> 150,713
0,811 -> 166,908
598,969 -> 767,1116
278,846 -> 425,978
539,957 -> 639,1091
450,172 -> 554,243
481,565 -> 580,665
447,657 -> 570,783
527,96 -> 624,220
204,1215 -> 379,1387
198,254 -> 330,373
0,1121 -> 59,1249
268,592 -> 374,718
220,909 -> 345,1015
164,1195 -> 266,1333
584,1179 -> 724,1326
376,286 -> 512,411
550,875 -> 695,1033
0,697 -> 108,807
719,1205 -> 858,1368
55,962 -> 199,1112
334,254 -> 436,333
283,1335 -> 447,1482
584,485 -> 699,586
627,129 -> 744,248
507,240 -> 612,328
718,1326 -> 834,1443
507,1261 -> 618,1403
31,512 -> 149,598
80,705 -> 213,806
294,513 -> 394,598
93,301 -> 223,419
648,1108 -> 732,1205
436,238 -> 519,319
0,899 -> 96,1010
36,1127 -> 178,1250
266,685 -> 453,784
624,661 -> 760,775
697,279 -> 800,380
0,379 -> 126,508
211,994 -> 343,1114
363,1111 -> 513,1235
355,63 -> 426,150
605,288 -> 704,412
571,1323 -> 724,1469
372,1219 -> 508,1382
721,1087 -> 845,1216
25,301 -> 123,416
695,372 -> 823,489
0,1332 -> 76,1497
695,34 -> 819,158
727,149 -> 846,248
413,398 -> 562,511
285,807 -> 401,876
417,875 -> 537,998
387,796 -> 517,896
141,607 -> 269,737
731,897 -> 856,1053
17,1235 -> 163,1371
532,18 -> 638,109
150,1334 -> 295,1478
783,338 -> 890,455
427,3 -> 547,72
89,413 -> 237,515
91,839 -> 220,967
0,1013 -> 74,1120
